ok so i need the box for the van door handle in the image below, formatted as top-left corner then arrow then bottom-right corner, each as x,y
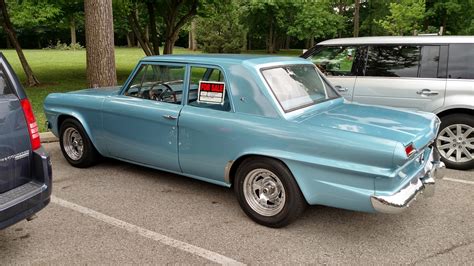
334,85 -> 348,92
416,89 -> 439,96
162,114 -> 177,120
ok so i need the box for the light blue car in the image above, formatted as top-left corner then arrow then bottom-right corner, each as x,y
44,55 -> 445,227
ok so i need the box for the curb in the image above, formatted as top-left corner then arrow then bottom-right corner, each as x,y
40,132 -> 58,143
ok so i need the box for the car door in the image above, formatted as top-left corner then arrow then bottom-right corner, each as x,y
178,65 -> 236,183
0,55 -> 32,193
102,62 -> 186,172
304,45 -> 360,100
353,45 -> 447,112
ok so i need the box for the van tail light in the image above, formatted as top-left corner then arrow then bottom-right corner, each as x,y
20,99 -> 41,150
405,143 -> 416,157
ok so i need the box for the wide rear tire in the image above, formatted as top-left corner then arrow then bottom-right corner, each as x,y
234,157 -> 306,228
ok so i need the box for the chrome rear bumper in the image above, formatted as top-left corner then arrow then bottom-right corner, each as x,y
370,156 -> 445,214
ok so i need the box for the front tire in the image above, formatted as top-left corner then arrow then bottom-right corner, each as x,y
234,157 -> 306,228
436,114 -> 474,170
59,118 -> 100,168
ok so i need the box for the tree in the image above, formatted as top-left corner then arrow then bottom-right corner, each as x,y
84,0 -> 116,87
244,1 -> 295,53
159,0 -> 198,54
377,0 -> 426,35
0,0 -> 40,86
287,1 -> 343,47
196,0 -> 245,53
353,0 -> 359,37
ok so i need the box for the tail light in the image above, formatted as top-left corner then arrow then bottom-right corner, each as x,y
405,143 -> 416,157
20,99 -> 41,150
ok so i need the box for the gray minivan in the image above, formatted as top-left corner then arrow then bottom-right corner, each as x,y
302,36 -> 474,170
0,53 -> 52,229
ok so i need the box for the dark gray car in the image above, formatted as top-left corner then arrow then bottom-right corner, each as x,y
0,53 -> 51,230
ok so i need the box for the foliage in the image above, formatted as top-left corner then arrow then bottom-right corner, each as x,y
7,0 -> 61,29
376,0 -> 426,35
287,0 -> 344,41
43,40 -> 84,50
195,0 -> 245,53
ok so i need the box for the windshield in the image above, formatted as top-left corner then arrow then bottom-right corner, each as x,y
261,64 -> 339,112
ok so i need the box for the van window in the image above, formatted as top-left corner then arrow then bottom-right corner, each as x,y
0,71 -> 12,95
309,46 -> 357,76
448,44 -> 474,79
418,46 -> 440,78
365,45 -> 420,77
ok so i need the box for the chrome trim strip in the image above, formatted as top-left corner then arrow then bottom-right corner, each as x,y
224,160 -> 234,184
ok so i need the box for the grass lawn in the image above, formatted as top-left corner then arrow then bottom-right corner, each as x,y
1,47 -> 302,132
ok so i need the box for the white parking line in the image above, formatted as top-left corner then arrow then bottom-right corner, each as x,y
51,196 -> 245,265
443,178 -> 474,185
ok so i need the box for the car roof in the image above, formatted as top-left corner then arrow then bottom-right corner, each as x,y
141,54 -> 309,68
318,36 -> 474,45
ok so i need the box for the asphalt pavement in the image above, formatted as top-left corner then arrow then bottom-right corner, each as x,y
1,142 -> 473,264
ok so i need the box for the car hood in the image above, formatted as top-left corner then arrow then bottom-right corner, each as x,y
68,86 -> 121,96
296,102 -> 439,149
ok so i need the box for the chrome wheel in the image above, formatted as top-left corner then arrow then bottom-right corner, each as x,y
243,168 -> 286,217
62,127 -> 84,161
437,124 -> 474,163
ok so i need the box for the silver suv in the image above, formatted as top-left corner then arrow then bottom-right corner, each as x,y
302,36 -> 474,170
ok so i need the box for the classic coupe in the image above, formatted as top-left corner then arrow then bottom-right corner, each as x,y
44,55 -> 445,227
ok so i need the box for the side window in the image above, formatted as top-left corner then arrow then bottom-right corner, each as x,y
419,45 -> 440,78
123,63 -> 185,104
0,70 -> 12,95
309,46 -> 357,76
188,66 -> 231,112
448,44 -> 474,79
365,45 -> 420,77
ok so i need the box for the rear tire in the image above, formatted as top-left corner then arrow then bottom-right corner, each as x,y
234,157 -> 306,228
59,118 -> 100,168
436,114 -> 474,170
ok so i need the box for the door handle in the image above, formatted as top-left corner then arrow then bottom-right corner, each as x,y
416,89 -> 439,96
334,85 -> 348,92
162,114 -> 177,120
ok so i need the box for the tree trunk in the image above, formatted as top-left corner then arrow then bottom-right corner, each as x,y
70,16 -> 77,45
353,0 -> 360,37
267,20 -> 274,53
126,32 -> 132,47
0,0 -> 40,86
146,2 -> 160,55
189,19 -> 197,51
84,0 -> 116,88
164,33 -> 179,54
128,9 -> 152,56
285,35 -> 290,50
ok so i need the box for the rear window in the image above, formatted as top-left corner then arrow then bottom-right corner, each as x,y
261,64 -> 339,112
0,71 -> 12,95
448,44 -> 474,79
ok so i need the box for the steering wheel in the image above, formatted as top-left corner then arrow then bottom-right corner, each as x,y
150,83 -> 176,103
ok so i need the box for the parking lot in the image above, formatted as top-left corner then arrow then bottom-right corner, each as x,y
1,142 -> 473,264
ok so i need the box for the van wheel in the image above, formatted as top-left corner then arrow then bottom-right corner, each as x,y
436,114 -> 474,170
234,157 -> 306,228
59,118 -> 100,168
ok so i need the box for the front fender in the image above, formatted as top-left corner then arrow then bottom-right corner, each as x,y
43,93 -> 107,155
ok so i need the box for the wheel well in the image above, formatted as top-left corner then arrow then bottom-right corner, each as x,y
57,114 -> 77,132
228,154 -> 290,186
437,108 -> 474,119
